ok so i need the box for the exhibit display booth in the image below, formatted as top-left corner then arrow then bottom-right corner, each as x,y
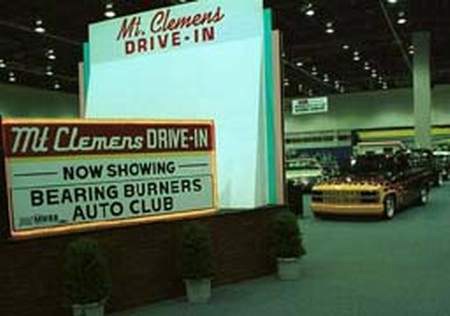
0,1 -> 287,315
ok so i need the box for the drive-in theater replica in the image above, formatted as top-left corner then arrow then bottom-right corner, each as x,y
1,0 -> 450,316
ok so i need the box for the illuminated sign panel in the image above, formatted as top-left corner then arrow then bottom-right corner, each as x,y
1,119 -> 217,240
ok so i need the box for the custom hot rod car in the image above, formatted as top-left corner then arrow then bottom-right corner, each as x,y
311,151 -> 430,219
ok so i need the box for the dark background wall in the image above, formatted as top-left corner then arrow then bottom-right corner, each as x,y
0,208 -> 281,316
0,83 -> 78,118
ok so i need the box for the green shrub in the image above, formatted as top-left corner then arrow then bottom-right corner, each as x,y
64,238 -> 112,305
180,222 -> 213,279
273,211 -> 306,258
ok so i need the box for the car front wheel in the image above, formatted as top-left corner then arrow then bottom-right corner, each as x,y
384,195 -> 396,220
419,188 -> 429,205
438,173 -> 444,186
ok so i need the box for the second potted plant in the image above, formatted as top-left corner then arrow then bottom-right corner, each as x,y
180,221 -> 214,303
273,211 -> 306,280
64,238 -> 112,316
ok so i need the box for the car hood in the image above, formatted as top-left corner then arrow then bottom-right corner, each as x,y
313,175 -> 387,191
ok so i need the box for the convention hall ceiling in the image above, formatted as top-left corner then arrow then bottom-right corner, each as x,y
0,0 -> 449,97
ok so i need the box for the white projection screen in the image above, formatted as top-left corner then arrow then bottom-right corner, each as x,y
86,0 -> 269,208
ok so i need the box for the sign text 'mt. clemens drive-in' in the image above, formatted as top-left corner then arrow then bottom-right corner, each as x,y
2,120 -> 217,240
8,124 -> 211,154
116,6 -> 225,56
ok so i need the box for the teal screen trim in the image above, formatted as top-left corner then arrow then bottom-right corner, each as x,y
83,43 -> 90,102
264,9 -> 277,204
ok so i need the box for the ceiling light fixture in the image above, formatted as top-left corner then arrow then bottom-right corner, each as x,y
353,55 -> 361,62
0,59 -> 5,68
397,11 -> 407,25
339,85 -> 345,93
54,81 -> 61,90
34,19 -> 46,33
305,8 -> 315,16
371,69 -> 378,78
45,66 -> 54,76
311,66 -> 318,76
342,44 -> 350,50
296,61 -> 303,67
104,3 -> 116,18
387,0 -> 398,3
325,22 -> 335,34
46,49 -> 56,60
304,3 -> 315,16
323,73 -> 329,82
382,82 -> 388,90
8,72 -> 16,83
364,62 -> 371,71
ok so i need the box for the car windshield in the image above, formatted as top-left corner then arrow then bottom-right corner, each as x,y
350,155 -> 398,175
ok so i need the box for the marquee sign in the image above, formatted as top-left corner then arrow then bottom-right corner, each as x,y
1,119 -> 218,240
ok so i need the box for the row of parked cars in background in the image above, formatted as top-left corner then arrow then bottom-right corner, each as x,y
286,141 -> 450,219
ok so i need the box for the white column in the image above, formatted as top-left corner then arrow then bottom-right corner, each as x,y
413,31 -> 432,149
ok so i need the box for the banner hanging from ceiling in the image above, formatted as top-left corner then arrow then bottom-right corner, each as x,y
292,97 -> 329,115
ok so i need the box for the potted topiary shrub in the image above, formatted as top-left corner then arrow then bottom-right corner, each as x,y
273,211 -> 306,280
64,238 -> 112,316
180,222 -> 213,303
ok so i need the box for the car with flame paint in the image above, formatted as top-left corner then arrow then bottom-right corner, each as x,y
311,152 -> 430,219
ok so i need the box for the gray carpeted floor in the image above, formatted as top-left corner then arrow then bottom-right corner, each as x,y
114,183 -> 450,316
